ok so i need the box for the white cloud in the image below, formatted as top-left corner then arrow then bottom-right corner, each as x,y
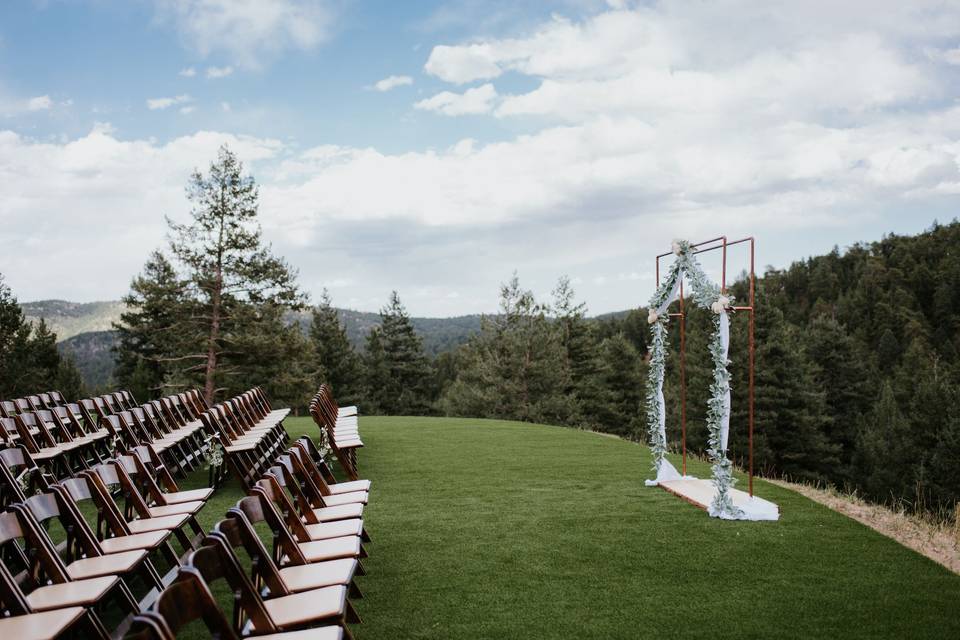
153,0 -> 333,69
205,65 -> 234,78
179,67 -> 197,77
424,44 -> 501,84
146,94 -> 192,110
414,83 -> 497,116
5,1 -> 960,315
179,105 -> 196,115
372,75 -> 413,92
26,96 -> 52,111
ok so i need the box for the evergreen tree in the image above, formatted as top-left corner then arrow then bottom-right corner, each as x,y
113,250 -> 186,399
374,291 -> 431,415
310,289 -> 362,405
362,327 -> 391,414
804,314 -> 874,480
166,144 -> 305,403
551,276 -> 589,425
441,274 -> 576,425
580,333 -> 645,437
856,381 -> 916,502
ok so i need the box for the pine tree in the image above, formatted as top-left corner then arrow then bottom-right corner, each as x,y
804,314 -> 874,480
551,276 -> 589,426
310,290 -> 362,406
374,291 -> 431,415
113,250 -> 186,399
441,274 -> 576,425
581,333 -> 645,437
362,327 -> 391,414
856,381 -> 916,502
166,145 -> 305,403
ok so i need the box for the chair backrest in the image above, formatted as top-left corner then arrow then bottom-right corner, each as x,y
38,393 -> 53,408
19,491 -> 102,562
211,515 -> 289,598
0,400 -> 17,418
185,537 -> 277,633
63,474 -> 134,537
49,391 -> 66,406
144,569 -> 240,639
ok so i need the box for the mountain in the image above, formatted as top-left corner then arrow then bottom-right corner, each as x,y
19,300 -> 492,389
20,300 -> 127,341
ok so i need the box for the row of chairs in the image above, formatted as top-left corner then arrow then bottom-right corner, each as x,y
0,389 -> 213,495
0,386 -> 287,637
127,435 -> 373,639
309,386 -> 363,481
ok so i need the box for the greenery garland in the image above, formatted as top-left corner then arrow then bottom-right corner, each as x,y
645,239 -> 743,519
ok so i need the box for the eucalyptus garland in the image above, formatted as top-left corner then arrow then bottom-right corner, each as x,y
645,239 -> 743,519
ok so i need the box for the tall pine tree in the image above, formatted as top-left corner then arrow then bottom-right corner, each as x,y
310,290 -> 362,405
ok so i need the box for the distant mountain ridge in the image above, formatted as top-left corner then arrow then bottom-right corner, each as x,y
19,299 -> 494,389
21,298 -> 636,390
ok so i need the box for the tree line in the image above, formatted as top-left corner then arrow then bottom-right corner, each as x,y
111,146 -> 959,516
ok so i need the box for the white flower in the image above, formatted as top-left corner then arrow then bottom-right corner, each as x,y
647,309 -> 659,324
711,295 -> 730,314
671,239 -> 685,255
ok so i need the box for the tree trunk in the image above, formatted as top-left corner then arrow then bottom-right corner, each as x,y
204,284 -> 220,405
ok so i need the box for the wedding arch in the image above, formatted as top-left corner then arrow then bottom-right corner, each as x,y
644,237 -> 777,521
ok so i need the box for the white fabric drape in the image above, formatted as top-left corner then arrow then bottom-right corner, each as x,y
719,310 -> 730,451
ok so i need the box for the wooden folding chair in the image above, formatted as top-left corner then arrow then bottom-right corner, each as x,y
249,482 -> 367,564
261,465 -> 369,543
188,536 -> 359,633
0,604 -> 106,640
11,413 -> 76,477
295,436 -> 371,493
84,463 -> 201,554
55,476 -> 181,568
130,565 -> 348,640
15,492 -> 164,596
0,510 -> 137,622
213,514 -> 361,597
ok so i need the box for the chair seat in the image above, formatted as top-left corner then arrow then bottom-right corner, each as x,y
303,519 -> 364,541
297,536 -> 362,562
99,530 -> 169,553
161,487 -> 213,504
65,549 -> 146,580
26,576 -> 118,610
278,558 -> 357,591
321,491 -> 368,507
256,627 -> 342,640
328,480 -> 370,494
337,406 -> 358,417
147,501 -> 204,517
127,513 -> 190,533
261,585 -> 348,627
312,503 -> 364,522
32,448 -> 63,460
0,606 -> 86,639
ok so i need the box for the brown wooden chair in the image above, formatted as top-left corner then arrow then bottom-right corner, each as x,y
84,463 -> 201,554
129,566 -> 347,640
295,436 -> 371,494
284,447 -> 368,506
261,465 -> 368,543
212,514 -> 361,598
15,492 -> 164,594
187,536 -> 358,634
11,413 -> 76,477
55,476 -> 181,568
0,510 -> 138,621
248,482 -> 366,565
0,604 -> 107,639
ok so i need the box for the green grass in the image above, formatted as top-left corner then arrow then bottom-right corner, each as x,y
184,416 -> 960,639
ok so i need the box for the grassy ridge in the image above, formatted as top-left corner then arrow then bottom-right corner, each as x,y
187,416 -> 960,639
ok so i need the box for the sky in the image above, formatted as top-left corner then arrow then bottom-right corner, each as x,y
1,0 -> 959,317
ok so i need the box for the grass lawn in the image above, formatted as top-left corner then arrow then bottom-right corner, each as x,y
182,415 -> 960,639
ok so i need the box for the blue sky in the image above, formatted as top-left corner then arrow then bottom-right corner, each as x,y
2,1 -> 960,316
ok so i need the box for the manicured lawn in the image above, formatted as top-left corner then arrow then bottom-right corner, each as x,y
185,416 -> 960,639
